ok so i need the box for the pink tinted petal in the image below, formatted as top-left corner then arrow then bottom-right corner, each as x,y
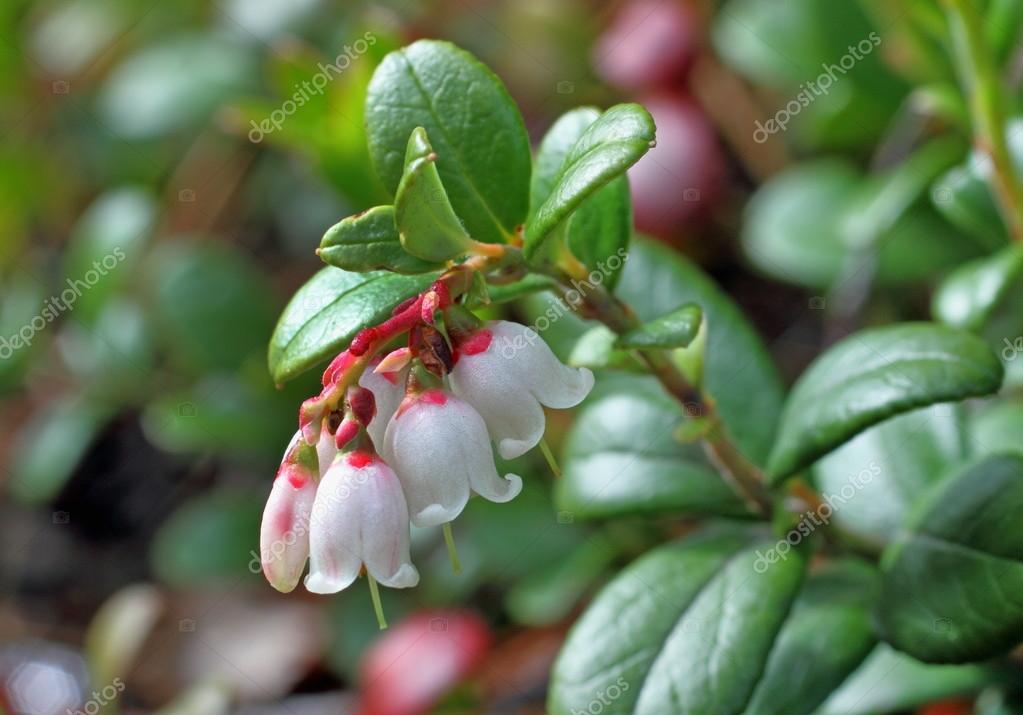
305,457 -> 363,594
260,469 -> 317,593
360,367 -> 407,450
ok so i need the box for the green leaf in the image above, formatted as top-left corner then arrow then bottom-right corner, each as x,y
148,242 -> 277,374
480,274 -> 555,305
972,401 -> 1023,457
318,205 -> 441,274
768,323 -> 1004,481
555,373 -> 750,521
526,104 -> 654,259
931,118 -> 1023,246
876,453 -> 1023,662
268,266 -> 436,383
617,303 -> 702,349
617,238 -> 784,466
817,645 -> 993,715
530,107 -> 631,290
365,40 -> 530,245
394,127 -> 473,262
548,531 -> 807,715
568,326 -> 642,371
744,560 -> 878,715
933,244 -> 1023,331
743,157 -> 978,290
812,404 -> 969,550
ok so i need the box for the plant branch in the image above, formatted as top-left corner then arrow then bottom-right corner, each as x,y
944,0 -> 1023,241
547,273 -> 774,518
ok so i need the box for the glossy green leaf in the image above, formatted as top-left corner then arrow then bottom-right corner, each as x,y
817,645 -> 993,715
930,118 -> 1023,246
149,242 -> 277,374
617,238 -> 785,466
480,274 -> 555,305
365,40 -> 530,245
268,267 -> 436,383
617,303 -> 702,349
933,245 -> 1023,331
318,205 -> 440,274
812,404 -> 969,550
549,531 -> 807,715
768,323 -> 1004,481
743,157 -> 978,290
876,453 -> 1023,662
530,107 -> 631,290
971,401 -> 1023,457
568,326 -> 642,371
555,373 -> 750,521
744,560 -> 878,715
526,104 -> 653,259
394,127 -> 473,262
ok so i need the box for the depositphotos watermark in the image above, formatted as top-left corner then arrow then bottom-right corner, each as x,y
571,677 -> 630,715
66,677 -> 125,715
753,460 -> 880,573
248,31 -> 377,143
753,31 -> 881,144
496,247 -> 628,360
0,247 -> 126,360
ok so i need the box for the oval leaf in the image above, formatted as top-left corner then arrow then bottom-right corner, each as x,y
933,244 -> 1023,332
318,205 -> 441,274
555,373 -> 750,520
744,560 -> 878,715
365,40 -> 531,245
268,267 -> 436,383
876,453 -> 1023,662
548,531 -> 807,715
616,303 -> 702,349
812,404 -> 969,550
531,107 -> 631,289
395,127 -> 473,261
767,323 -> 1004,481
525,104 -> 654,259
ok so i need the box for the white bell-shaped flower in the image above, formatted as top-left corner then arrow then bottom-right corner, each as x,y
305,450 -> 419,593
449,320 -> 594,459
260,431 -> 320,593
359,365 -> 406,449
383,389 -> 522,527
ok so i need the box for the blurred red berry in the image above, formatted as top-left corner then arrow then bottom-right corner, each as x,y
628,93 -> 725,239
359,609 -> 492,715
593,0 -> 700,90
917,700 -> 974,715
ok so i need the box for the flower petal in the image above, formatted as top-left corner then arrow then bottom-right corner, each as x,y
259,469 -> 316,593
360,367 -> 407,450
489,320 -> 594,408
356,457 -> 419,588
385,394 -> 472,526
305,455 -> 365,594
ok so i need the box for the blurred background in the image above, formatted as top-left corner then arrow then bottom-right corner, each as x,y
0,0 -> 1016,713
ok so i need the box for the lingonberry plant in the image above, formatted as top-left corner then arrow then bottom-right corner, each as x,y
259,23 -> 1023,715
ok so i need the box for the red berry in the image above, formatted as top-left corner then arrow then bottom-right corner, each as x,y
594,0 -> 700,90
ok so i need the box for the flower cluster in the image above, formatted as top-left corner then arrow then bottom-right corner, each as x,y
259,277 -> 594,599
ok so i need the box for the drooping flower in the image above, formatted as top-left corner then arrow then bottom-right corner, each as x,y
383,389 -> 522,527
305,451 -> 419,594
260,432 -> 320,593
449,320 -> 594,459
358,363 -> 406,449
